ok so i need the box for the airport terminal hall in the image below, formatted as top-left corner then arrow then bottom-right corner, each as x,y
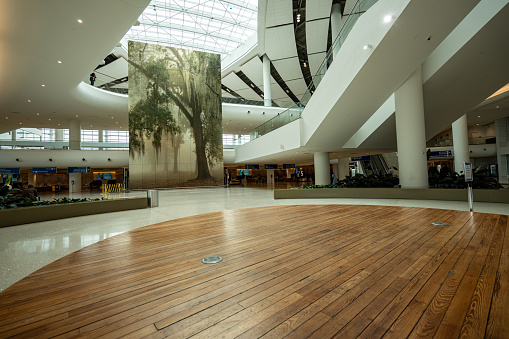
1,0 -> 509,337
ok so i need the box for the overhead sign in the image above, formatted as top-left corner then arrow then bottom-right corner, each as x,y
0,168 -> 20,175
351,156 -> 371,161
246,164 -> 259,169
429,150 -> 452,158
283,164 -> 295,169
32,167 -> 57,174
68,167 -> 90,173
464,162 -> 473,182
264,164 -> 278,169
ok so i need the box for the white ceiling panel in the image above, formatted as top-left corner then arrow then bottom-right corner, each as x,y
265,25 -> 298,61
265,0 -> 293,27
272,57 -> 303,82
306,19 -> 329,54
240,56 -> 264,87
306,0 -> 333,21
235,88 -> 263,100
344,0 -> 357,16
308,52 -> 326,77
270,81 -> 293,102
221,72 -> 258,97
222,91 -> 236,99
286,78 -> 309,99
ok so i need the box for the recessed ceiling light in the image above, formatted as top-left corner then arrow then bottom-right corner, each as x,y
41,84 -> 45,87
5,117 -> 8,119
48,118 -> 51,121
19,122 -> 22,125
58,123 -> 61,126
477,123 -> 479,125
36,113 -> 40,115
496,106 -> 500,108
90,125 -> 93,127
116,121 -> 118,124
303,62 -> 307,67
58,60 -> 62,64
75,115 -> 78,118
478,115 -> 480,118
363,44 -> 372,50
77,19 -> 83,23
27,99 -> 31,102
383,15 -> 394,23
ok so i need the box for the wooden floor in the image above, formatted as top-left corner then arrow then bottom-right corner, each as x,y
0,205 -> 508,338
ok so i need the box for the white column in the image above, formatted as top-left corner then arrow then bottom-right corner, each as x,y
69,173 -> 81,194
266,169 -> 275,184
11,129 -> 17,141
452,114 -> 470,174
98,129 -> 104,150
331,3 -> 343,56
338,158 -> 350,180
495,118 -> 508,183
314,152 -> 330,185
55,129 -> 64,149
69,120 -> 81,150
262,54 -> 272,107
55,129 -> 64,141
395,66 -> 428,189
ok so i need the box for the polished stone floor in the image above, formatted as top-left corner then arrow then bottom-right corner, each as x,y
1,184 -> 508,292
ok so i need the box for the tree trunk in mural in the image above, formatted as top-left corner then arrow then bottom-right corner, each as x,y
128,42 -> 222,182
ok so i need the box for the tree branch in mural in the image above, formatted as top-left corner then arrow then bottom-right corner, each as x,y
128,43 -> 222,180
128,85 -> 180,157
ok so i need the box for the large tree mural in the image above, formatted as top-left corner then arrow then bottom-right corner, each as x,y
128,42 -> 222,187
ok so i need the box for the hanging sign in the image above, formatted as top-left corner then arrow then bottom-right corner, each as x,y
68,167 -> 90,173
283,164 -> 295,169
264,164 -> 278,169
0,168 -> 20,175
32,167 -> 57,174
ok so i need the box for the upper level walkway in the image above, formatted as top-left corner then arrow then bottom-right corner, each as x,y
234,0 -> 508,164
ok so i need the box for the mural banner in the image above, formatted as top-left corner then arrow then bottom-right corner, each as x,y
128,42 -> 223,188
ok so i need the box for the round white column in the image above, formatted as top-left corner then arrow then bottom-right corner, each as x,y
266,169 -> 275,185
69,120 -> 81,150
337,158 -> 350,180
262,54 -> 272,107
11,130 -> 17,141
395,66 -> 428,189
314,152 -> 330,185
331,3 -> 342,56
452,114 -> 470,174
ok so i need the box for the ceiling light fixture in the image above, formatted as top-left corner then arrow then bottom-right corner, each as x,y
383,15 -> 394,23
303,62 -> 307,67
296,13 -> 301,23
27,99 -> 31,102
363,44 -> 372,50
36,113 -> 40,115
41,84 -> 45,87
77,19 -> 83,23
496,106 -> 500,108
58,60 -> 62,64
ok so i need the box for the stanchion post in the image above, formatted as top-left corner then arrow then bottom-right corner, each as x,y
464,162 -> 474,212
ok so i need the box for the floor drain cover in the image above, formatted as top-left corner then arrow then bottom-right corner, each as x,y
202,256 -> 222,264
432,222 -> 450,226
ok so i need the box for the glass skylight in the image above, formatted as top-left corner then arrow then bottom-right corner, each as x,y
124,0 -> 258,58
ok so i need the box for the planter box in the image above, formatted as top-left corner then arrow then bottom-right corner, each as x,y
0,197 -> 148,228
274,188 -> 509,204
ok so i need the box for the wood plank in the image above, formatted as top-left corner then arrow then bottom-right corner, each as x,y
0,205 -> 506,339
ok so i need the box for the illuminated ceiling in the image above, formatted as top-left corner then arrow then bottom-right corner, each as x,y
124,0 -> 258,57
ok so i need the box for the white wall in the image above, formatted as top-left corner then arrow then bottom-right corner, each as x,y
0,150 -> 128,168
235,120 -> 301,163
